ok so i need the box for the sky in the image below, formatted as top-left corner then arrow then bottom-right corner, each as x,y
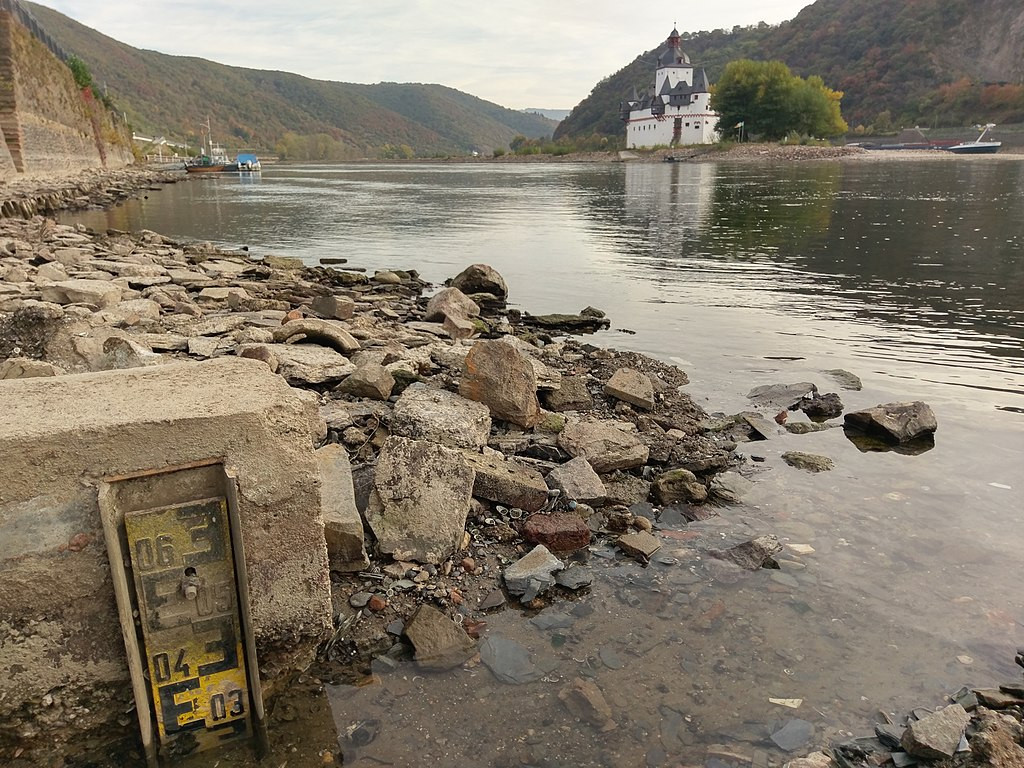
39,1 -> 814,110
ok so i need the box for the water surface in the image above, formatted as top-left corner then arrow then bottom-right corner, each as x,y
64,159 -> 1024,765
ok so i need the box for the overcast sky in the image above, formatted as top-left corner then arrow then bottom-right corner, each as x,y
39,1 -> 813,109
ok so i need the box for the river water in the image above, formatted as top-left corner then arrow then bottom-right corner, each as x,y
62,159 -> 1024,766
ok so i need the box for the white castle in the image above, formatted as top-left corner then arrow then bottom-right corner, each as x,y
621,28 -> 719,147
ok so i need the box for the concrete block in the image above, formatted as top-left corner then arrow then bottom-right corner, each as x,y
0,358 -> 332,754
317,444 -> 369,572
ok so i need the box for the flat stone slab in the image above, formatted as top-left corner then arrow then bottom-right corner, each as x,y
462,451 -> 549,512
747,382 -> 817,409
317,444 -> 369,572
616,531 -> 662,560
238,343 -> 355,385
545,456 -> 606,504
503,544 -> 564,596
604,367 -> 654,410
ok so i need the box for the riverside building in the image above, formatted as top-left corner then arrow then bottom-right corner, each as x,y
621,28 -> 719,148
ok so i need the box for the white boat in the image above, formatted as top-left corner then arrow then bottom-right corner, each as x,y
946,123 -> 1001,155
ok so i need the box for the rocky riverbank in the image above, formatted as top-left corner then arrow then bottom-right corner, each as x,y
1,170 -> 1018,768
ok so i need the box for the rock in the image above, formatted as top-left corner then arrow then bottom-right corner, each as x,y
710,472 -> 754,502
799,392 -> 843,420
784,422 -> 833,435
442,313 -> 477,340
771,719 -> 815,752
747,382 -> 818,410
653,468 -> 708,504
844,401 -> 937,443
459,338 -> 540,428
423,286 -> 480,324
102,336 -> 162,370
197,286 -> 250,303
555,567 -> 593,590
451,263 -> 508,301
782,451 -> 835,473
403,605 -> 476,671
711,534 -> 783,570
239,343 -> 354,385
391,386 -> 492,451
522,512 -> 591,552
496,336 -> 562,390
901,704 -> 970,759
542,376 -> 594,412
263,255 -> 305,270
603,368 -> 655,410
558,421 -> 649,473
187,336 -> 220,358
559,678 -> 616,731
110,299 -> 162,322
968,708 -> 1024,768
272,318 -> 360,354
364,436 -> 475,564
238,345 -> 279,373
35,262 -> 68,282
337,362 -> 395,401
40,278 -> 122,308
372,270 -> 403,285
317,444 -> 369,572
823,368 -> 863,391
616,531 -> 662,561
462,452 -> 549,512
974,689 -> 1024,709
311,295 -> 355,320
503,544 -> 564,597
741,412 -> 785,439
0,357 -> 64,379
479,634 -> 542,684
783,751 -> 832,768
523,312 -> 610,333
602,472 -> 652,506
545,456 -> 607,504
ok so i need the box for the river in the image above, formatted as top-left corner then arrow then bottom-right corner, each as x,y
61,158 -> 1024,766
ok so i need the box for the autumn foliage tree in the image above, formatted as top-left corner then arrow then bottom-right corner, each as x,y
710,60 -> 848,140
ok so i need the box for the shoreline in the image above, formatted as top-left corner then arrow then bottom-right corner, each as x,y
1,168 -> 1021,767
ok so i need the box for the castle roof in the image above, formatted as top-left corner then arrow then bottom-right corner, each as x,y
658,27 -> 690,67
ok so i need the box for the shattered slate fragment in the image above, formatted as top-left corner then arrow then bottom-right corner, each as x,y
710,534 -> 783,570
747,382 -> 817,409
555,566 -> 594,590
403,604 -> 477,671
771,718 -> 815,752
479,634 -> 543,684
616,531 -> 662,561
503,545 -> 564,597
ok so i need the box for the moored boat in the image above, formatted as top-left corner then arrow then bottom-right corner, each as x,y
946,123 -> 1001,155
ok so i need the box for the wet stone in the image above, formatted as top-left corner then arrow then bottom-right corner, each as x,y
503,544 -> 564,596
530,610 -> 576,631
479,634 -> 542,684
771,718 -> 815,752
616,530 -> 662,561
710,471 -> 754,503
711,534 -> 783,570
823,368 -> 863,390
845,401 -> 938,444
403,604 -> 477,671
559,678 -> 616,732
479,590 -> 506,610
555,566 -> 593,590
782,451 -> 835,473
747,382 -> 817,409
799,391 -> 843,420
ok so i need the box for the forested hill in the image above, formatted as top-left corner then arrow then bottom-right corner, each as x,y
25,2 -> 556,157
556,0 -> 1024,141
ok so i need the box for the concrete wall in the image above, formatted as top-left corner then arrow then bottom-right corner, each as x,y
0,8 -> 133,179
0,358 -> 332,756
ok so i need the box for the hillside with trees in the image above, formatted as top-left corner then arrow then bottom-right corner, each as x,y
556,0 -> 1024,142
25,2 -> 556,157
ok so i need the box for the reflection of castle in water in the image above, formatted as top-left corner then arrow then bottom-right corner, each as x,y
622,162 -> 717,252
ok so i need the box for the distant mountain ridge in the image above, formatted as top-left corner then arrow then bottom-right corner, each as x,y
556,0 -> 1024,141
25,2 -> 556,156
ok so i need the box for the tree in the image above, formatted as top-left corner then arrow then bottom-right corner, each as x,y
66,56 -> 92,90
710,59 -> 847,140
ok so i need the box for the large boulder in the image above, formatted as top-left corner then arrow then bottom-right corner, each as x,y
844,401 -> 937,443
364,436 -> 475,564
451,263 -> 508,300
459,338 -> 540,428
558,420 -> 649,473
391,386 -> 492,451
423,287 -> 480,324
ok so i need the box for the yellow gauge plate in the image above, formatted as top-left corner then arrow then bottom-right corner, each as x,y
125,498 -> 252,756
